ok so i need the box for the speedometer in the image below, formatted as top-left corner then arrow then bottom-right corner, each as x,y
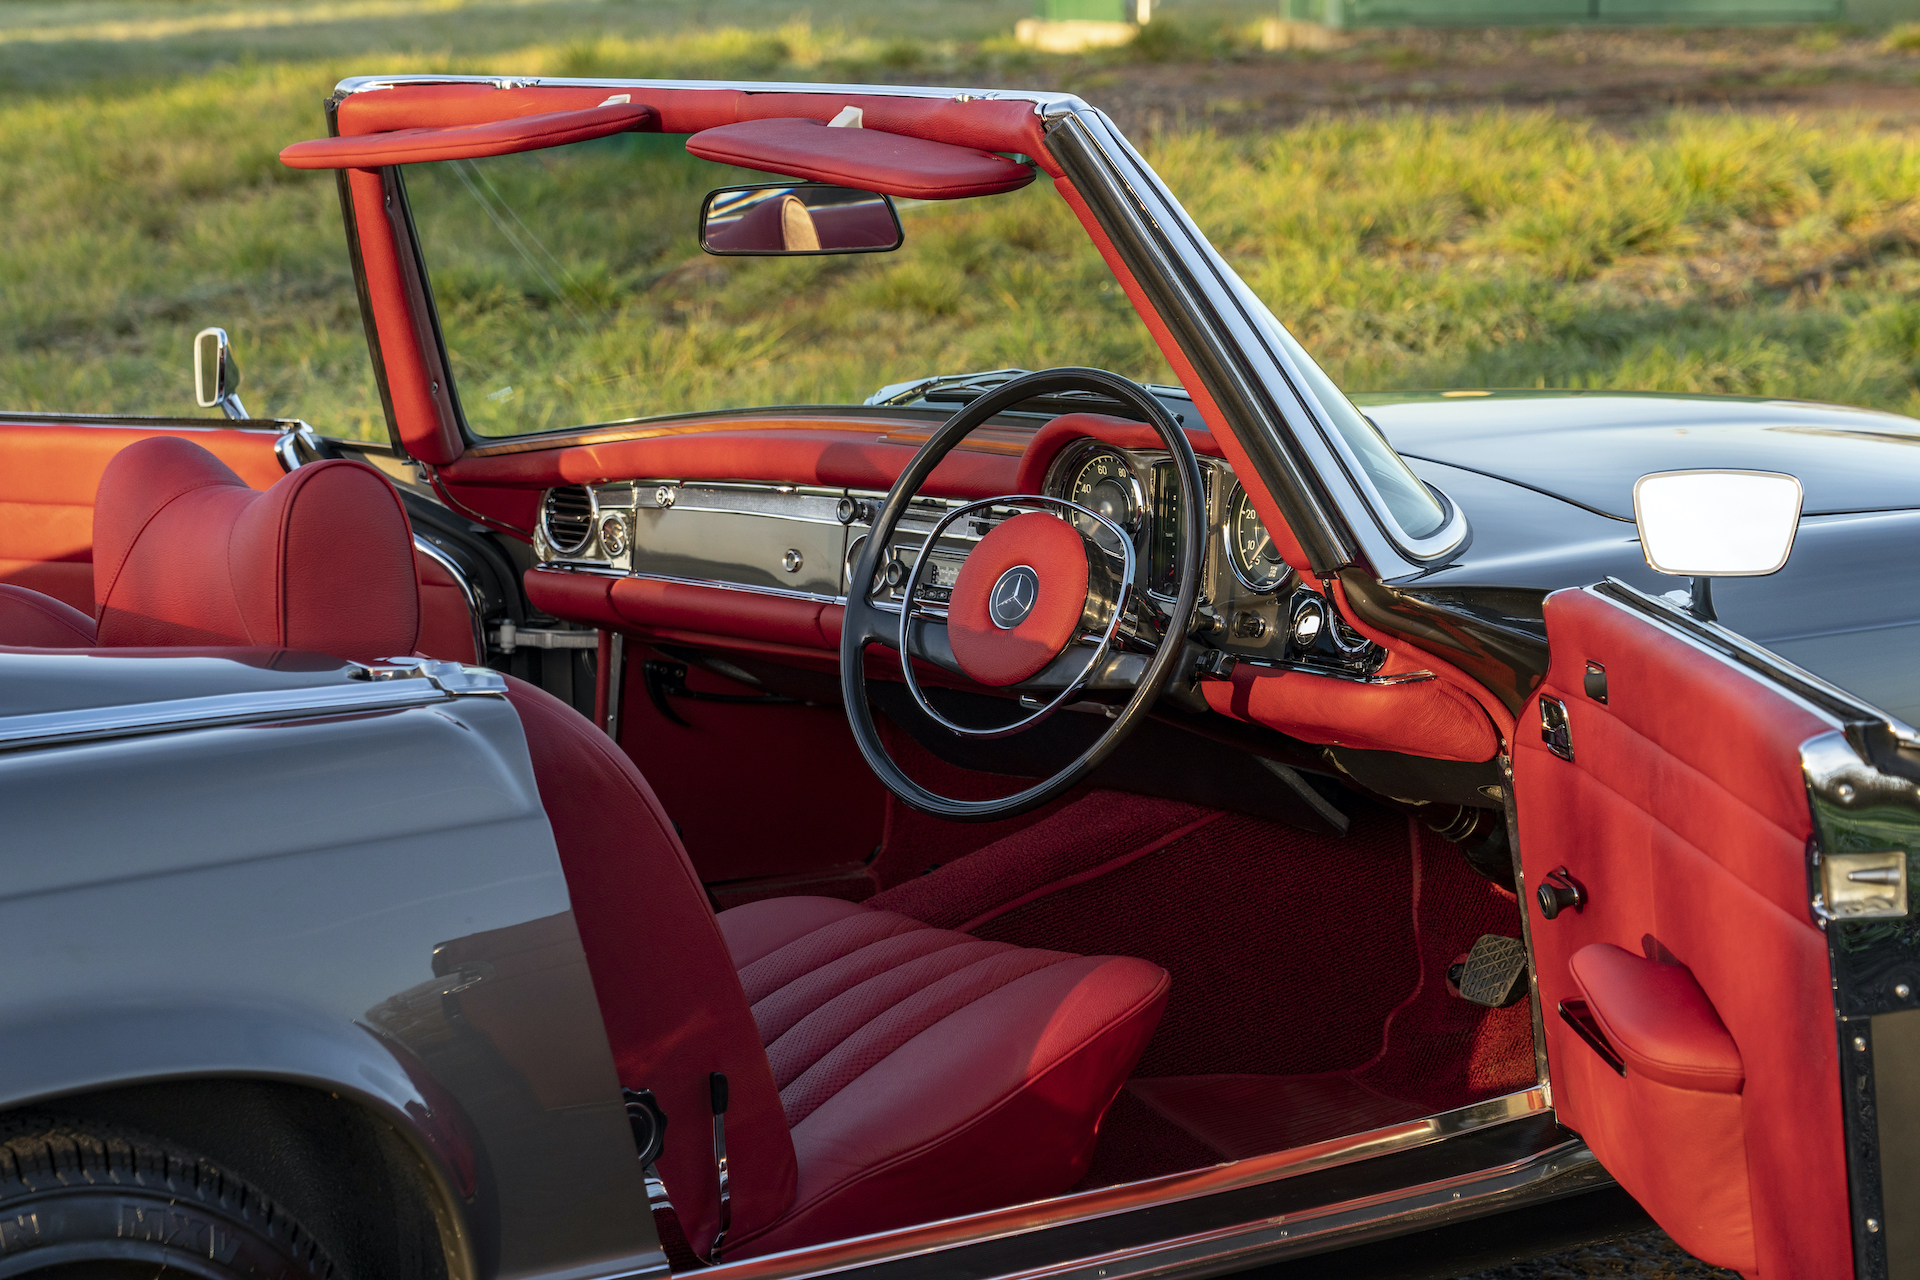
1064,448 -> 1140,536
1226,484 -> 1289,592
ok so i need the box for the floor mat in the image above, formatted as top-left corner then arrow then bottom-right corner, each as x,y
870,790 -> 1538,1184
1127,1073 -> 1431,1161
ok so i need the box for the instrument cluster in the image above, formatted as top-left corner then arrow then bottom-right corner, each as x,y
1044,439 -> 1385,679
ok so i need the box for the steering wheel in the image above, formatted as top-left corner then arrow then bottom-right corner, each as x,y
840,368 -> 1206,821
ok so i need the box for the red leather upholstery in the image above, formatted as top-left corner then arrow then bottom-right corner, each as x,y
0,584 -> 97,647
92,437 -> 420,663
947,512 -> 1088,687
686,118 -> 1035,200
281,103 -> 655,168
508,678 -> 1168,1259
414,549 -> 479,664
503,676 -> 799,1260
0,422 -> 282,614
715,897 -> 1169,1256
1515,585 -> 1843,1278
1202,657 -> 1500,763
1569,944 -> 1743,1093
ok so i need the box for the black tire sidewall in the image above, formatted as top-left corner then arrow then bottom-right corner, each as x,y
0,1124 -> 333,1280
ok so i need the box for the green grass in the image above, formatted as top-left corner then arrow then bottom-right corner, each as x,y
1,1 -> 1918,440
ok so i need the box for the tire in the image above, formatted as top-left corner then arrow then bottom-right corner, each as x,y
0,1117 -> 337,1279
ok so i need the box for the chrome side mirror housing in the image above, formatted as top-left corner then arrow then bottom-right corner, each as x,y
193,327 -> 249,420
700,184 -> 903,256
1633,469 -> 1804,621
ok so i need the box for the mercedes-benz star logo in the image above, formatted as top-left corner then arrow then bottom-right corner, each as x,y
989,565 -> 1040,630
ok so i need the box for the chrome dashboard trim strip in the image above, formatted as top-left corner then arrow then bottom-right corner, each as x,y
535,565 -> 847,607
692,1086 -> 1550,1280
0,679 -> 456,754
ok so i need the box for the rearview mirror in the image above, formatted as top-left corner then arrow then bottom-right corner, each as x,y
193,327 -> 249,419
700,184 -> 903,256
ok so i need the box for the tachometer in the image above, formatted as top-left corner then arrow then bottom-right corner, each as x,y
1226,484 -> 1289,592
1064,448 -> 1141,536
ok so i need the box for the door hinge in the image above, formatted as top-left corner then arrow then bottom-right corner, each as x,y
493,621 -> 598,653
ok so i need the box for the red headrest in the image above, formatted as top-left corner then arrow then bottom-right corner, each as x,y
93,437 -> 421,664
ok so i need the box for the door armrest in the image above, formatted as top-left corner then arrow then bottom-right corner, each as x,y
1568,943 -> 1743,1093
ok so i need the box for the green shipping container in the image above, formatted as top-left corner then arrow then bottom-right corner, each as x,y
1280,0 -> 1849,24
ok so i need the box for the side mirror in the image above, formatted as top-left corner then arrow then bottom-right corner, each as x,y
1632,469 -> 1803,621
193,327 -> 249,419
700,184 -> 903,256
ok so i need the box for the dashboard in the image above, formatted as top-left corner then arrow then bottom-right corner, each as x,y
530,424 -> 1388,684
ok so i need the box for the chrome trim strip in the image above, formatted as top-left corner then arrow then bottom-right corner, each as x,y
693,1087 -> 1550,1280
413,535 -> 490,664
0,679 -> 452,754
0,412 -> 290,433
331,74 -> 1087,119
532,566 -> 846,607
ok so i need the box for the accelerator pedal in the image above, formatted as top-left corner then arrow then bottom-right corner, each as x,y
1449,934 -> 1529,1009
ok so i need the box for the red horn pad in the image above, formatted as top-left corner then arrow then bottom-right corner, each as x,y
946,512 -> 1090,688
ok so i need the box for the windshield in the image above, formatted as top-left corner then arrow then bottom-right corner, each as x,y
401,133 -> 1171,437
1220,272 -> 1449,541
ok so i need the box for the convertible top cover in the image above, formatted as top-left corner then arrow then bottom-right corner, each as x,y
686,117 -> 1036,200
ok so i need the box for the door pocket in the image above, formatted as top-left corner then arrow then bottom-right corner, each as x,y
1560,942 -> 1754,1274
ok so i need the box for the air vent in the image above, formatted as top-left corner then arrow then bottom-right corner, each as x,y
542,485 -> 596,556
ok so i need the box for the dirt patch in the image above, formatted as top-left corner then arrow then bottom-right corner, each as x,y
987,26 -> 1920,135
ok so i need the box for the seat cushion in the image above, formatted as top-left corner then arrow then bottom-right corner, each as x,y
715,896 -> 1169,1258
0,585 -> 97,647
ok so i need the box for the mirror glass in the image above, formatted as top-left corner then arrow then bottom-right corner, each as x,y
194,327 -> 234,408
700,184 -> 902,256
1633,469 -> 1804,577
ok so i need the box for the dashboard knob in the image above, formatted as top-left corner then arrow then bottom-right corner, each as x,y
1232,611 -> 1268,639
883,557 -> 906,588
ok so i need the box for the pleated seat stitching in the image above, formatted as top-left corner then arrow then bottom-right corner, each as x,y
738,912 -> 928,1003
764,939 -> 1021,1088
779,950 -> 1080,1126
750,928 -> 983,1044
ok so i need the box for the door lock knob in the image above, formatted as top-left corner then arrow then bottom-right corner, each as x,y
1536,866 -> 1586,920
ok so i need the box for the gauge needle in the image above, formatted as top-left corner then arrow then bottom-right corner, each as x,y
1251,528 -> 1273,561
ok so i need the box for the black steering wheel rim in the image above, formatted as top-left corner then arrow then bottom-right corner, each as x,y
839,367 -> 1207,821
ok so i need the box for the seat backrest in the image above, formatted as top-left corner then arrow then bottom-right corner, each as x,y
92,435 -> 420,663
504,677 -> 799,1256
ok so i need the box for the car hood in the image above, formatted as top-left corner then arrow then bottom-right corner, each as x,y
1356,390 -> 1920,519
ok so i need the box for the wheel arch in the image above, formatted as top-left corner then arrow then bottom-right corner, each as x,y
0,1003 -> 490,1280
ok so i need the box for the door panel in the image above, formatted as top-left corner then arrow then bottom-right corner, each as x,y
0,422 -> 283,614
1514,584 -> 1848,1278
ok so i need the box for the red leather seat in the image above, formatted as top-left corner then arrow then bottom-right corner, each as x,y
23,436 -> 1172,1260
0,435 -> 474,662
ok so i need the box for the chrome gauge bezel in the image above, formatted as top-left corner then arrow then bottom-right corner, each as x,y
1222,481 -> 1290,594
1050,440 -> 1146,540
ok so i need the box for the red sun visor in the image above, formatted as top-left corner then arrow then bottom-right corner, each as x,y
685,117 -> 1034,200
280,102 -> 656,170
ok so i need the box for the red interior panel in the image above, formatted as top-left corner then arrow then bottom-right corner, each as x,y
1202,658 -> 1500,763
0,422 -> 281,614
443,419 -> 1020,501
414,550 -> 479,664
1514,586 -> 1843,1278
281,103 -> 655,169
0,584 -> 97,647
685,118 -> 1034,200
614,642 -> 888,885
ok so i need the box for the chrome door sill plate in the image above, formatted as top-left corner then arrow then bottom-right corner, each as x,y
702,1087 -> 1556,1280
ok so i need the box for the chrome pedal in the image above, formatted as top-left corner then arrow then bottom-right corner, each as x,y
1452,934 -> 1529,1009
